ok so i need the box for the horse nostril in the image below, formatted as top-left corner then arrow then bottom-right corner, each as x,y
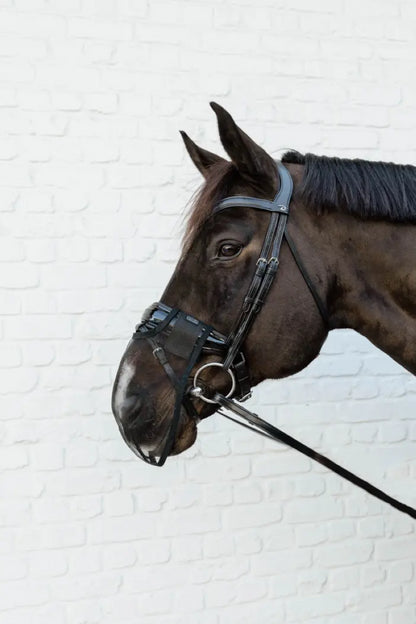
120,394 -> 143,426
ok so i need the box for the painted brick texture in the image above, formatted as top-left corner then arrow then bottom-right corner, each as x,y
0,1 -> 415,623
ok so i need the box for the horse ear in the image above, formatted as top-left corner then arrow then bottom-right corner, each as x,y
180,130 -> 225,179
209,102 -> 277,188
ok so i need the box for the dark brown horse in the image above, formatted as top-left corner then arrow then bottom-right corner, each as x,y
112,102 -> 416,463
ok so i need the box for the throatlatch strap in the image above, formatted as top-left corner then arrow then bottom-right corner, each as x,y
216,394 -> 416,520
284,231 -> 329,327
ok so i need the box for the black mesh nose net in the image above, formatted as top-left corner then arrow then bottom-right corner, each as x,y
115,303 -> 221,466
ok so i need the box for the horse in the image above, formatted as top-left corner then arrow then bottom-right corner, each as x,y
112,102 -> 416,468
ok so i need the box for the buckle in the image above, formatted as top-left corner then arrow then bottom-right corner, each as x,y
238,391 -> 252,402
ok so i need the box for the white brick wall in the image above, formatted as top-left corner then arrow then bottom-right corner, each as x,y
1,1 -> 415,622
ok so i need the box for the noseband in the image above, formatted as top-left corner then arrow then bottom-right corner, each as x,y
129,163 -> 326,465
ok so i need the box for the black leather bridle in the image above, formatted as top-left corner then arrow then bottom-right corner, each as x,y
120,162 -> 416,519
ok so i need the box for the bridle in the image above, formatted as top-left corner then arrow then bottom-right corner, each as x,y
120,162 -> 416,520
126,163 -> 312,461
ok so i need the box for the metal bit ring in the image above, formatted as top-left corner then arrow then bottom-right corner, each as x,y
192,362 -> 236,404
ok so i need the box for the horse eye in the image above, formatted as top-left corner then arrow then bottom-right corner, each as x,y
218,243 -> 242,258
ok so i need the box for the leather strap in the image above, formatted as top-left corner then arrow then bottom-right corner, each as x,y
149,324 -> 212,466
215,163 -> 294,371
214,162 -> 294,215
284,231 -> 329,326
214,196 -> 289,213
216,394 -> 416,520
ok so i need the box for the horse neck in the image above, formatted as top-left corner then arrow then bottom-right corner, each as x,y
294,203 -> 416,375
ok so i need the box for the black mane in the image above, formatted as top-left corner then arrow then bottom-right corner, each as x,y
282,151 -> 416,223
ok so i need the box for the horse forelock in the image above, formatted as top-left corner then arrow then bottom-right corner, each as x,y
182,160 -> 238,252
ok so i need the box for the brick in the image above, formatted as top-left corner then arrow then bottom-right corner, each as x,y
16,89 -> 50,111
233,482 -> 262,504
68,546 -> 101,575
25,240 -> 55,264
157,509 -> 221,536
203,534 -> 234,559
57,236 -> 90,262
65,442 -> 98,468
295,523 -> 327,547
50,91 -> 82,111
0,580 -> 50,609
0,447 -> 28,470
0,555 -> 27,580
22,342 -> 55,366
0,500 -> 30,527
387,561 -> 413,583
137,538 -> 170,565
70,496 -> 102,521
52,572 -> 121,602
124,238 -> 155,262
376,537 -> 416,561
29,550 -> 67,577
203,580 -> 237,608
31,113 -> 68,137
0,62 -> 34,83
53,189 -> 88,212
15,524 -> 85,551
56,342 -> 91,365
88,515 -> 155,543
0,87 -> 16,107
47,469 -> 119,497
68,18 -> 133,40
224,504 -> 282,529
103,491 -> 134,516
378,422 -> 408,442
83,138 -> 120,163
358,516 -> 385,539
83,40 -> 115,63
0,367 -> 38,394
32,498 -> 71,524
91,239 -> 123,262
66,601 -> 104,624
1,263 -> 39,288
253,452 -> 311,476
0,138 -> 17,160
34,164 -> 104,190
352,423 -> 377,443
351,586 -> 402,610
361,563 -> 386,587
252,548 -> 312,576
103,543 -> 137,569
285,497 -> 344,522
0,343 -> 21,367
6,316 -> 71,339
1,292 -> 21,314
41,264 -> 106,289
171,535 -> 202,562
317,540 -> 374,567
286,593 -> 345,620
23,285 -> 57,315
388,607 -> 416,624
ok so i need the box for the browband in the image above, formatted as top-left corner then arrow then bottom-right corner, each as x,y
213,162 -> 293,214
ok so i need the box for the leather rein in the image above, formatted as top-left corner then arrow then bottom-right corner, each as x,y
131,163 -> 415,519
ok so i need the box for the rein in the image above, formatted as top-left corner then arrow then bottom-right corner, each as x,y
129,162 -> 416,520
215,394 -> 416,520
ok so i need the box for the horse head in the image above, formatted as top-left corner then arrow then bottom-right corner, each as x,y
112,103 -> 329,464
